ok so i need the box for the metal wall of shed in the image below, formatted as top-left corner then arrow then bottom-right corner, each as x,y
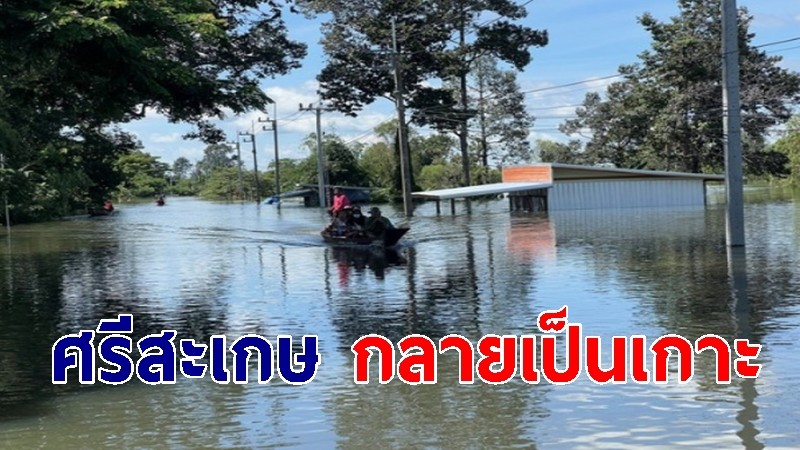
549,179 -> 706,211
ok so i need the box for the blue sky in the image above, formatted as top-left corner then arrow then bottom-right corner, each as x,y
120,0 -> 800,170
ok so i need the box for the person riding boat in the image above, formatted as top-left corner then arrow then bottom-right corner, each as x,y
349,206 -> 366,228
325,209 -> 350,236
329,187 -> 350,216
364,207 -> 394,239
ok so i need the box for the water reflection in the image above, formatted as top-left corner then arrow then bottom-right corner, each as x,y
327,246 -> 407,283
727,247 -> 764,450
507,213 -> 556,262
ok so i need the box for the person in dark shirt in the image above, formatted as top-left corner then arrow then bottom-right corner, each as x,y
364,207 -> 394,239
349,206 -> 366,228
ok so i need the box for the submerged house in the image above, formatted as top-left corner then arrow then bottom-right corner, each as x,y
412,163 -> 725,213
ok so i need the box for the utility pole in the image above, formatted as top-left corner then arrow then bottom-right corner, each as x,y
1,153 -> 9,230
258,110 -> 280,206
458,9 -> 471,189
391,17 -> 414,217
230,140 -> 245,201
299,103 -> 332,208
456,7 -> 472,213
239,128 -> 260,203
722,0 -> 745,247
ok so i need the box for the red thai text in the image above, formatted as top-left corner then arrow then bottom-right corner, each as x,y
350,306 -> 762,385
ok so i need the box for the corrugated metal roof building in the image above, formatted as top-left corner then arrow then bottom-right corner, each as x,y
412,163 -> 724,213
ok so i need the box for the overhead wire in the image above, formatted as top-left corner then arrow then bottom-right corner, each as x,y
344,130 -> 378,145
298,26 -> 800,144
754,36 -> 800,49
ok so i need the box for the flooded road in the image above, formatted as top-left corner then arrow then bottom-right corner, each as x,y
0,189 -> 798,449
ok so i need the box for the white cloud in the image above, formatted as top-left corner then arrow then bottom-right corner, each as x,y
327,110 -> 393,134
148,145 -> 205,165
150,132 -> 183,143
264,83 -> 321,116
339,132 -> 383,147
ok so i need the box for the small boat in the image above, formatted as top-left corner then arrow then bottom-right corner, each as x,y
88,208 -> 115,217
321,227 -> 410,248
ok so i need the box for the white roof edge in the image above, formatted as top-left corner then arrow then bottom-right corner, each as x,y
413,182 -> 552,200
542,163 -> 725,180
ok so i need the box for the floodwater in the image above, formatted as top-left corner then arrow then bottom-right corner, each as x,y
0,187 -> 798,449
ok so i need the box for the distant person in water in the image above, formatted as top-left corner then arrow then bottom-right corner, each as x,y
156,194 -> 165,206
329,187 -> 350,215
103,200 -> 114,213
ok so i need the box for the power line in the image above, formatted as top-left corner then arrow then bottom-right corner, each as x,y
765,43 -> 800,54
276,110 -> 303,123
528,104 -> 584,111
754,36 -> 800,49
344,130 -> 376,145
520,74 -> 624,95
513,35 -> 800,97
529,127 -> 588,132
280,29 -> 800,150
472,0 -> 536,31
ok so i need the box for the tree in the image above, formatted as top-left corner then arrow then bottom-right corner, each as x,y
411,133 -> 454,171
0,0 -> 306,221
360,142 -> 396,189
115,150 -> 169,198
172,157 -> 193,181
561,0 -> 800,174
199,167 -> 270,200
466,56 -> 533,183
194,144 -> 236,180
300,134 -> 369,188
535,139 -> 587,165
770,115 -> 800,184
296,0 -> 547,186
276,158 -> 318,188
358,121 -> 457,195
428,1 -> 547,187
5,127 -> 140,221
561,83 -> 658,169
417,164 -> 463,191
1,1 -> 305,140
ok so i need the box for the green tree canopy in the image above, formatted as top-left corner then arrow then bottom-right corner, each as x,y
195,144 -> 236,177
770,116 -> 800,184
461,56 -> 533,182
561,0 -> 800,174
295,0 -> 547,186
300,134 -> 369,188
1,1 -> 305,140
0,0 -> 306,221
535,139 -> 587,165
114,149 -> 169,198
172,157 -> 193,181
